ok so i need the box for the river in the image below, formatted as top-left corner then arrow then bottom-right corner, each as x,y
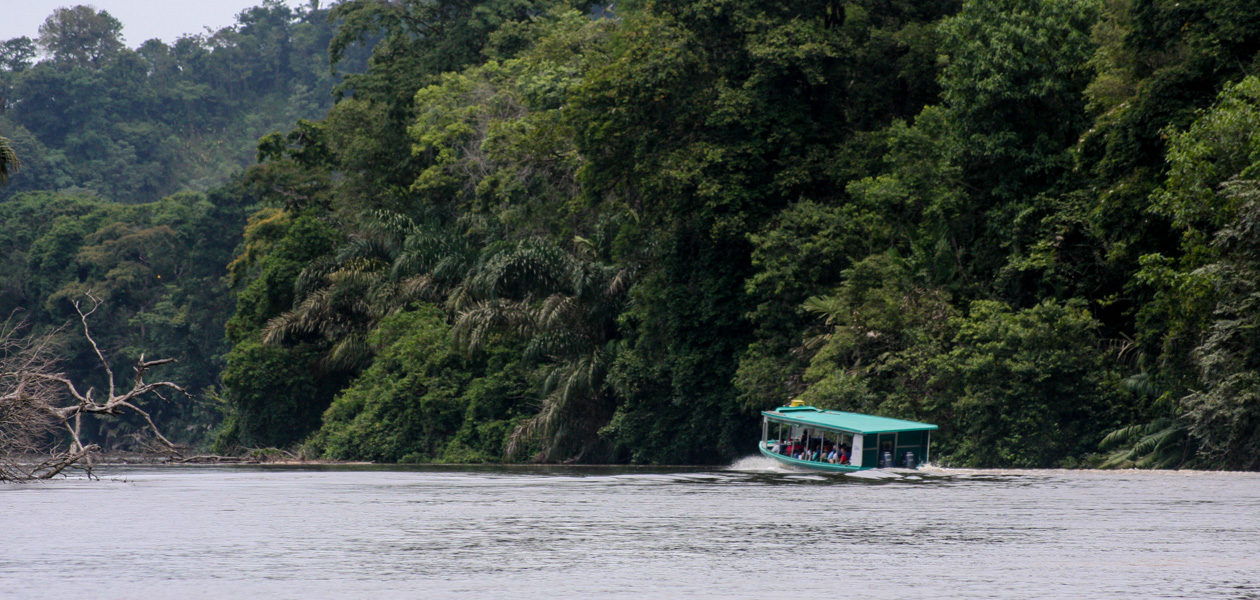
1,459 -> 1257,599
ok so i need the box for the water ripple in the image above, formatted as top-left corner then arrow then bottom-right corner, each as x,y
1,463 -> 1257,599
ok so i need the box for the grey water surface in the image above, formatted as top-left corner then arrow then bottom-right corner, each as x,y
1,458 -> 1258,599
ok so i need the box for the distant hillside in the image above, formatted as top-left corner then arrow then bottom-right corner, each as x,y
0,2 -> 361,203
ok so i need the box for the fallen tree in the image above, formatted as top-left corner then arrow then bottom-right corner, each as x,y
0,294 -> 185,480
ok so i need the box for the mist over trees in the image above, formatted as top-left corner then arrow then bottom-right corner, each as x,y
3,0 -> 1259,469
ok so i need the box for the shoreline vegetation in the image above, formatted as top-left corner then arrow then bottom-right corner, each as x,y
3,0 -> 1260,473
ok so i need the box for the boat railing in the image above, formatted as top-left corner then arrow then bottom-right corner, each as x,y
764,439 -> 852,465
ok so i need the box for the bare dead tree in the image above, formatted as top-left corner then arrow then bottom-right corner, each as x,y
0,314 -> 75,480
0,293 -> 186,481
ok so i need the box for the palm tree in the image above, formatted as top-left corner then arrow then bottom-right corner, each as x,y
269,209 -> 634,462
1096,373 -> 1192,469
0,133 -> 19,186
263,210 -> 481,369
1098,418 -> 1190,469
262,210 -> 418,369
453,237 -> 631,462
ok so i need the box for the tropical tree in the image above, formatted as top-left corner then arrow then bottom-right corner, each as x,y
452,237 -> 630,461
0,37 -> 35,72
37,6 -> 124,66
1105,76 -> 1260,468
929,300 -> 1122,467
0,133 -> 17,184
1180,183 -> 1260,470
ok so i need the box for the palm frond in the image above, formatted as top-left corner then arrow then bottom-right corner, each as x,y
802,294 -> 847,325
293,255 -> 339,298
604,267 -> 633,299
1098,417 -> 1189,469
325,260 -> 387,287
535,294 -> 580,329
325,333 -> 372,371
361,209 -> 417,240
452,299 -> 534,353
473,238 -> 573,300
337,236 -> 397,264
506,350 -> 615,462
397,274 -> 440,303
0,134 -> 20,185
444,283 -> 477,314
262,287 -> 337,345
524,329 -> 592,361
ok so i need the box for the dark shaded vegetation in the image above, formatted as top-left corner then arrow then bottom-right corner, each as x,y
4,0 -> 1260,469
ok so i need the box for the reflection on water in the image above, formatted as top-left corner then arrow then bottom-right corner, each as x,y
2,458 -> 1258,599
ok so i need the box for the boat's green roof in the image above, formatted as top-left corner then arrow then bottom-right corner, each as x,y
761,406 -> 938,434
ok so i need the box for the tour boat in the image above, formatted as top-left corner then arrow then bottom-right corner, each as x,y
759,402 -> 938,472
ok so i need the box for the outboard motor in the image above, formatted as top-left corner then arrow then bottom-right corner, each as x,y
904,451 -> 916,469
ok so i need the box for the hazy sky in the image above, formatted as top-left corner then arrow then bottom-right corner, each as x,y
0,1 -> 307,47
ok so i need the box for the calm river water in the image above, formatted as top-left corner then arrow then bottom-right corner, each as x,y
2,458 -> 1258,599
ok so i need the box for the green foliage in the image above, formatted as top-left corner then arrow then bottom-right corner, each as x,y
308,306 -> 530,462
37,6 -> 124,66
330,0 -> 559,103
930,300 -> 1122,467
315,0 -> 576,217
0,189 -> 247,445
1179,185 -> 1260,470
745,200 -> 890,345
0,132 -> 18,184
12,0 -> 1258,469
1099,415 -> 1189,469
1083,0 -> 1260,183
897,0 -> 1100,296
1156,76 -> 1260,233
937,0 -> 1099,204
796,253 -> 956,413
796,259 -> 1125,467
569,0 -> 964,464
219,338 -> 339,450
218,207 -> 344,448
0,2 -> 343,203
1070,0 -> 1260,361
454,236 -> 629,462
0,37 -> 35,72
1117,77 -> 1260,468
276,0 -> 1260,469
307,307 -> 466,461
225,211 -> 341,341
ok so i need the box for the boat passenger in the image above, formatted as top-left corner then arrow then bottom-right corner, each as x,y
826,446 -> 838,463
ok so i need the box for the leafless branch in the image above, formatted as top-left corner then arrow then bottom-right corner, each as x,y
0,295 -> 187,481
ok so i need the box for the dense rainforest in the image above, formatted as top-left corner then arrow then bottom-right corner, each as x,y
2,0 -> 1258,470
0,1 -> 357,444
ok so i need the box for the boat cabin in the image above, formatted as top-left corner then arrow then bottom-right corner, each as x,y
759,405 -> 938,471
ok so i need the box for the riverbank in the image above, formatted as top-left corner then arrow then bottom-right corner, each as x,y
69,452 -> 1260,474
